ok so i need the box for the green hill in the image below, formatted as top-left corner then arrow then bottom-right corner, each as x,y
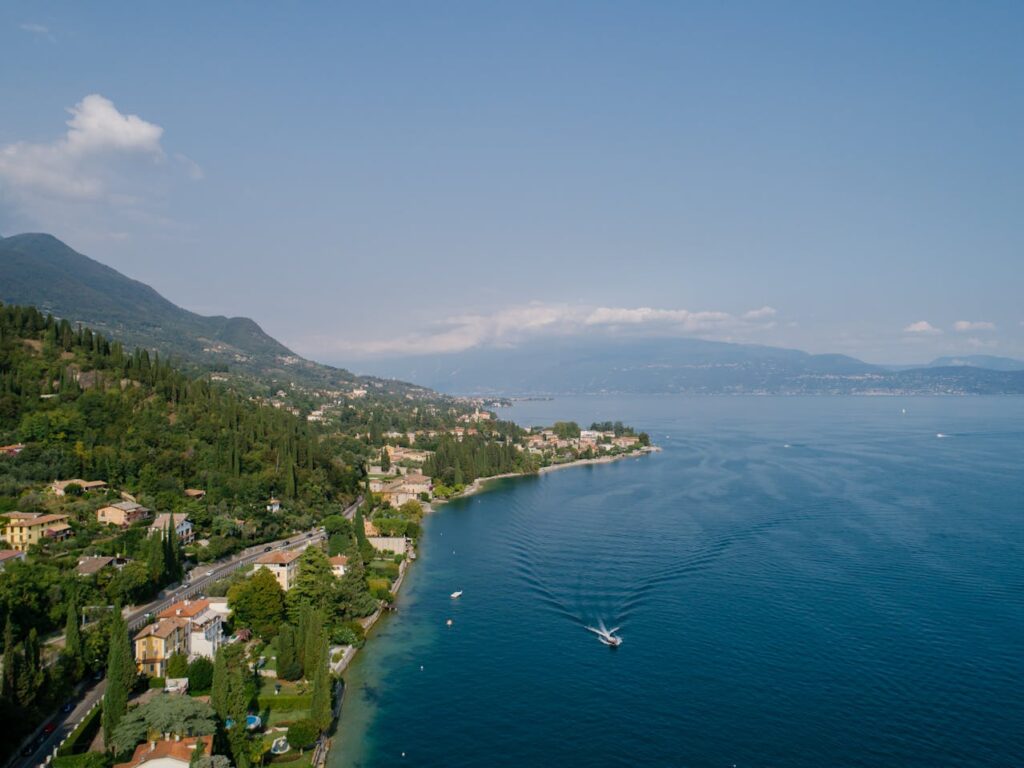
0,232 -> 426,398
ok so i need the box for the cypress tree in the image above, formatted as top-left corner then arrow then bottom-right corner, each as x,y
64,602 -> 84,681
2,616 -> 20,703
102,607 -> 133,746
211,647 -> 229,720
310,636 -> 332,731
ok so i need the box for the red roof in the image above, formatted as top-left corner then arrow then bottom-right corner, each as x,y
114,736 -> 212,768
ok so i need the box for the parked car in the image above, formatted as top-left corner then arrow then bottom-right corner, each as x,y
43,722 -> 56,735
264,546 -> 272,552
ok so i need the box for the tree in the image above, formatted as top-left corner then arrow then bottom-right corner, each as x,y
211,647 -> 229,721
301,609 -> 325,682
310,636 -> 332,731
187,657 -> 215,693
103,607 -> 134,746
276,625 -> 301,681
379,447 -> 391,472
286,719 -> 318,753
286,547 -> 333,622
166,651 -> 189,679
2,616 -> 18,701
63,601 -> 85,681
111,694 -> 216,754
228,568 -> 285,638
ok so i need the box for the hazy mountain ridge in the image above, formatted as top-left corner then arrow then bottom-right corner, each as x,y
0,232 -> 429,397
357,337 -> 1024,395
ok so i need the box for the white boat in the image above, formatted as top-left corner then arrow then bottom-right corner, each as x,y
586,624 -> 623,648
450,590 -> 463,599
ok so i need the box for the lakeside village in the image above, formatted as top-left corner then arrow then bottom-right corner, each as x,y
0,305 -> 654,768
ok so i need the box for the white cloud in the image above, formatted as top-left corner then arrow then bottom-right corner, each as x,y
0,94 -> 201,207
966,337 -> 998,349
953,320 -> 995,332
20,22 -> 54,42
316,302 -> 780,357
903,320 -> 942,335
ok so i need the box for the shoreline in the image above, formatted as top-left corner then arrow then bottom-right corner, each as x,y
325,444 -> 659,761
432,445 -> 661,504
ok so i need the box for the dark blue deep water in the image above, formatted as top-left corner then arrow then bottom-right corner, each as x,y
330,397 -> 1023,767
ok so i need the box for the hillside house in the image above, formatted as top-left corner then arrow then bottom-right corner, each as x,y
254,548 -> 303,591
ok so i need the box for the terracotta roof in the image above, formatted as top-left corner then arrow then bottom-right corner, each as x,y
150,513 -> 189,529
256,548 -> 302,565
0,550 -> 25,563
115,735 -> 212,768
184,489 -> 206,497
134,618 -> 188,640
76,556 -> 115,575
158,599 -> 211,619
329,555 -> 349,566
8,513 -> 69,527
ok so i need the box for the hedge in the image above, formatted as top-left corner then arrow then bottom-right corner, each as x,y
58,704 -> 102,757
53,753 -> 109,768
257,695 -> 311,712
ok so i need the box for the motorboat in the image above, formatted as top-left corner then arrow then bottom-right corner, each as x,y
586,624 -> 623,648
450,590 -> 463,599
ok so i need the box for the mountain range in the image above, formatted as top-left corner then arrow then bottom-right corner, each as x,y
354,337 -> 1024,396
0,232 -> 430,398
3,231 -> 1023,397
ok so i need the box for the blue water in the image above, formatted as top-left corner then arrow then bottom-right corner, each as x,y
330,397 -> 1024,767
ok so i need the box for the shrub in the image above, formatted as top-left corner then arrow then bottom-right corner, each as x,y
187,657 -> 214,693
148,676 -> 165,689
286,719 -> 319,751
330,621 -> 365,648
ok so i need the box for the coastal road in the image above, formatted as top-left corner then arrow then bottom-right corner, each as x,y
9,505 -> 356,768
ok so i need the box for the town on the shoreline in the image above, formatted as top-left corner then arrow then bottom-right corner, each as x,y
0,303 -> 653,768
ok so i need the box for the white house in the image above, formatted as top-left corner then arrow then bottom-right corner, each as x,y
329,555 -> 348,578
148,513 -> 194,545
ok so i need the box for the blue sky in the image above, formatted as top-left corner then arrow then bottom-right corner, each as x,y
1,1 -> 1022,365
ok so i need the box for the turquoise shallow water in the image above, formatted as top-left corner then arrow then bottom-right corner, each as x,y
330,396 -> 1024,767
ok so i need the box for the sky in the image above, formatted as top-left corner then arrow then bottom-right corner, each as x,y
1,1 -> 1022,367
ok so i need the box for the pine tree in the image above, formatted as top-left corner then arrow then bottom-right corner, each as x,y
103,607 -> 133,746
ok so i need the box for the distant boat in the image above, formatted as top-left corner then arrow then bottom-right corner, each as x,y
450,590 -> 463,599
936,433 -> 947,438
586,624 -> 623,648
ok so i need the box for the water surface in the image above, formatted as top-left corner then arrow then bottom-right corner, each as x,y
331,396 -> 1023,767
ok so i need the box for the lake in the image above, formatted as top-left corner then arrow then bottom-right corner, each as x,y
328,396 -> 1023,767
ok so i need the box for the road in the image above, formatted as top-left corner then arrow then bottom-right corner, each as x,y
8,499 -> 359,768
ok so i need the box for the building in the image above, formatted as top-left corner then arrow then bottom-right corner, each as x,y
612,435 -> 640,449
97,501 -> 152,527
0,549 -> 26,571
184,489 -> 206,500
253,548 -> 303,591
148,514 -> 194,544
75,555 -> 129,577
114,735 -> 212,768
380,473 -> 432,506
3,512 -> 71,551
329,555 -> 349,578
51,479 -> 108,496
158,599 -> 223,660
266,498 -> 281,513
0,444 -> 25,457
367,536 -> 409,556
134,618 -> 189,677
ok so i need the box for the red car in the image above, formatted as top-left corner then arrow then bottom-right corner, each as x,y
42,723 -> 56,735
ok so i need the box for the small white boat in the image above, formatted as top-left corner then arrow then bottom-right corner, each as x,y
586,624 -> 623,648
450,590 -> 463,599
936,433 -> 947,438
